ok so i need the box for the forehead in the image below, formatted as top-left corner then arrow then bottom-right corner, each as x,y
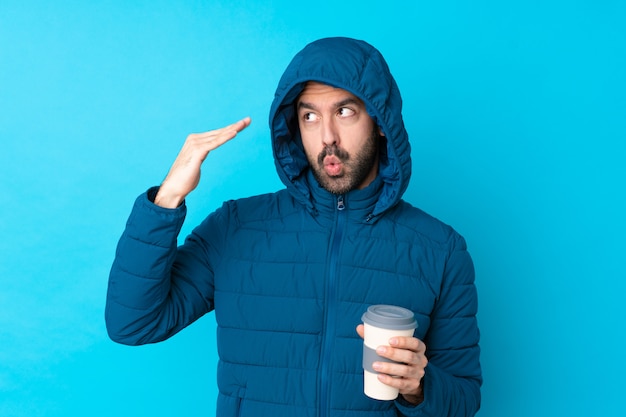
297,81 -> 363,106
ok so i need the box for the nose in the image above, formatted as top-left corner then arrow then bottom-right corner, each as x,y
321,118 -> 339,146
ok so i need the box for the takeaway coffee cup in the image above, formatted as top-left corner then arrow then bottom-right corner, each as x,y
361,305 -> 417,400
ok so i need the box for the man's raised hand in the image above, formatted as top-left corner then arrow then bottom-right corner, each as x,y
154,117 -> 251,208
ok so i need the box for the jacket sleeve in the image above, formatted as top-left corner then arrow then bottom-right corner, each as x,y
105,187 -> 226,345
396,233 -> 482,417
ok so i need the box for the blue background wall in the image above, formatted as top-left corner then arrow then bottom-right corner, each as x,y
1,1 -> 625,415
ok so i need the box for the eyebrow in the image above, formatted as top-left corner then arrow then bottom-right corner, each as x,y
297,97 -> 363,112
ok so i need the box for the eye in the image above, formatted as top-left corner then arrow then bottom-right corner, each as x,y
338,107 -> 356,118
302,112 -> 319,122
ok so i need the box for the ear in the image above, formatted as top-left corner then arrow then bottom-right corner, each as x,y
378,126 -> 386,137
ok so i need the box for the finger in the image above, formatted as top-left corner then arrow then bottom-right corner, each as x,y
355,324 -> 365,339
389,336 -> 425,354
377,372 -> 422,394
190,117 -> 252,141
376,341 -> 428,369
236,116 -> 252,131
373,360 -> 406,378
192,117 -> 252,151
214,116 -> 252,135
373,359 -> 424,380
375,345 -> 422,370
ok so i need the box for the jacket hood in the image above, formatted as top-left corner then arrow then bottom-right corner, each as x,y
269,37 -> 411,219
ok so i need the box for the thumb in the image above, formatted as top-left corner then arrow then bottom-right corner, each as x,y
355,324 -> 365,339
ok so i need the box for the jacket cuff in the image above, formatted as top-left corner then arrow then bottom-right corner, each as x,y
124,187 -> 187,247
143,186 -> 187,212
146,186 -> 186,208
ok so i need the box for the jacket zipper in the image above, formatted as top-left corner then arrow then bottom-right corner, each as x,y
319,195 -> 346,417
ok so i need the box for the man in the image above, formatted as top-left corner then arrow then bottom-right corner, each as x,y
106,37 -> 481,417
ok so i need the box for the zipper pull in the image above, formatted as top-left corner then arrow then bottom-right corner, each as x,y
337,195 -> 345,211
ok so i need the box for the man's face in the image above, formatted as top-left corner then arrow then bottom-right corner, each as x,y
296,82 -> 382,195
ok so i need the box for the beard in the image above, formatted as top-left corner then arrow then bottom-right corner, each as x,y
308,127 -> 380,195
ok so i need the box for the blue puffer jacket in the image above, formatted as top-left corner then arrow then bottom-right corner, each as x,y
106,37 -> 481,417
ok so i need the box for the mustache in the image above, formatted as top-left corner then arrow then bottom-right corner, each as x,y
317,145 -> 349,165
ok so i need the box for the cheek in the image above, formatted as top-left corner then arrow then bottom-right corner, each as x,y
343,124 -> 375,151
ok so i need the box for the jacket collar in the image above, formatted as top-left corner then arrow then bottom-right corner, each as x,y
305,170 -> 384,224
